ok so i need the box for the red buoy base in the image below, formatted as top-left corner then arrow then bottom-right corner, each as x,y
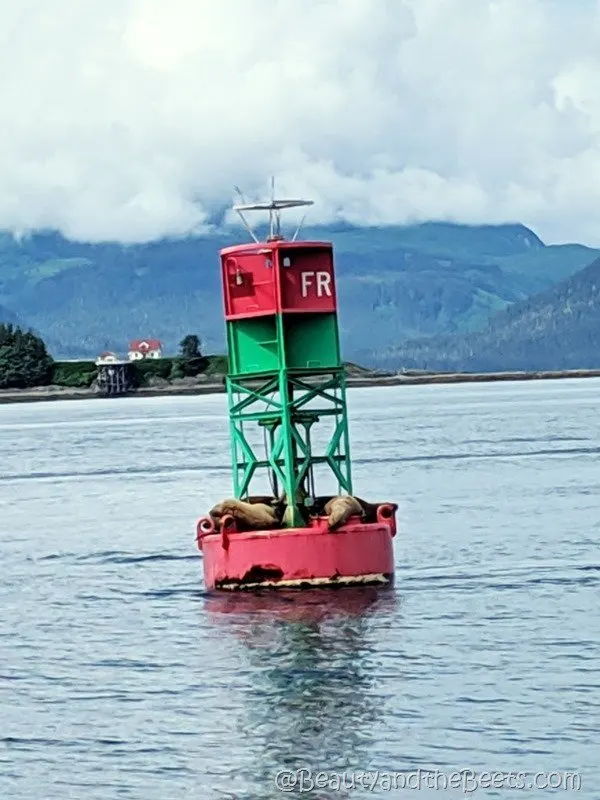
196,506 -> 397,592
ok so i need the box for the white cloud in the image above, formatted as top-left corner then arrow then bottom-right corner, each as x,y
1,0 -> 600,244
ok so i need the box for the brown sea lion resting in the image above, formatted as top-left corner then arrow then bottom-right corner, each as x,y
208,494 -> 398,532
244,494 -> 278,505
310,495 -> 398,528
323,495 -> 364,529
355,497 -> 398,523
208,498 -> 281,531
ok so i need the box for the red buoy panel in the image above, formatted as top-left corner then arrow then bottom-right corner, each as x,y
221,249 -> 277,319
220,241 -> 338,320
278,245 -> 336,314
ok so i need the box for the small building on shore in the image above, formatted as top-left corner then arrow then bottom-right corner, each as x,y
96,351 -> 122,365
127,339 -> 163,361
94,351 -> 131,396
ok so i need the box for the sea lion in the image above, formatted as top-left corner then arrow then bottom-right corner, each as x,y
245,494 -> 277,505
307,495 -> 335,517
209,498 -> 280,531
245,495 -> 290,523
311,495 -> 400,528
323,495 -> 365,530
353,497 -> 399,523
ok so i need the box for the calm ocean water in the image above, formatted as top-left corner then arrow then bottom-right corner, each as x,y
1,379 -> 599,799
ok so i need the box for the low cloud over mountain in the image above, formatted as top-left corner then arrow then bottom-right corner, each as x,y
1,1 -> 600,245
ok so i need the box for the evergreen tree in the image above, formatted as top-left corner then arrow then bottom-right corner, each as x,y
0,324 -> 54,389
173,333 -> 208,377
179,334 -> 202,359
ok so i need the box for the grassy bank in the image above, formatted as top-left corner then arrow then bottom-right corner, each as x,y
2,366 -> 600,405
47,353 -> 226,389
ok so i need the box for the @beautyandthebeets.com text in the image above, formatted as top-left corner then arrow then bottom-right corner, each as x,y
274,767 -> 583,793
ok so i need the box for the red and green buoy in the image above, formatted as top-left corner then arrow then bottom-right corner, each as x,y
196,191 -> 397,591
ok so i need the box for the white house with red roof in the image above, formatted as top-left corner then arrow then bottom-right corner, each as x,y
127,339 -> 163,361
96,351 -> 123,365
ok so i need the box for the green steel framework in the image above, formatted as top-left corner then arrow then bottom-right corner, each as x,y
225,311 -> 354,528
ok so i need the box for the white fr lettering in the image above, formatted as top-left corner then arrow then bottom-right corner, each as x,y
316,271 -> 332,297
300,271 -> 314,297
300,270 -> 332,298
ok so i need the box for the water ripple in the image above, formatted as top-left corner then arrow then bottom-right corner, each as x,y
1,384 -> 599,799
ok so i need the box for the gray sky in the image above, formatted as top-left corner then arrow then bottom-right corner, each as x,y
1,0 -> 599,245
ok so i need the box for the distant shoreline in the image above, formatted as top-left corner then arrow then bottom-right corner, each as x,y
2,368 -> 600,405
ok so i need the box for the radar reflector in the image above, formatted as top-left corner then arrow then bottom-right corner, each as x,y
232,177 -> 314,242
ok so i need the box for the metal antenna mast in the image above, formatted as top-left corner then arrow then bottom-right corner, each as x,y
233,177 -> 313,242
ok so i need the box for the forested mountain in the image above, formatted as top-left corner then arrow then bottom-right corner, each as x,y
0,222 -> 597,360
363,255 -> 600,372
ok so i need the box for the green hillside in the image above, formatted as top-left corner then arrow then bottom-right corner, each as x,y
0,223 -> 597,360
363,255 -> 600,373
